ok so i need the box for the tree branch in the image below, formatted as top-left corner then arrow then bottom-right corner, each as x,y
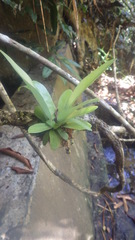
113,25 -> 123,116
0,81 -> 16,113
0,108 -> 125,194
0,33 -> 135,136
0,83 -> 98,197
85,115 -> 125,193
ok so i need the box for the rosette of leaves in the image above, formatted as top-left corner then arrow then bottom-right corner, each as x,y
0,50 -> 113,150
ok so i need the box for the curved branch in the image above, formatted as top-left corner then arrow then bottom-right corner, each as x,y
87,115 -> 125,193
0,109 -> 125,194
113,25 -> 123,116
21,127 -> 98,197
0,81 -> 16,113
0,33 -> 135,136
0,84 -> 98,197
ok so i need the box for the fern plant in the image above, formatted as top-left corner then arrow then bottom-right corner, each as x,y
0,50 -> 113,150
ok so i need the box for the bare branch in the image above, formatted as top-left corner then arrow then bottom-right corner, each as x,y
85,115 -> 125,193
119,138 -> 135,142
0,84 -> 98,197
113,25 -> 124,116
0,81 -> 16,113
0,108 -> 125,194
21,127 -> 99,196
0,33 -> 135,136
39,0 -> 49,52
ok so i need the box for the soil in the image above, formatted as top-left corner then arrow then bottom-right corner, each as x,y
93,73 -> 135,126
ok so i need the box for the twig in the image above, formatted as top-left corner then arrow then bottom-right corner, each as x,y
93,0 -> 103,16
101,230 -> 106,240
0,84 -> 98,197
119,138 -> 135,142
109,126 -> 126,135
102,204 -> 107,240
0,110 -> 125,193
113,25 -> 123,116
104,198 -> 115,240
39,0 -> 49,52
72,0 -> 79,35
21,127 -> 98,197
97,203 -> 110,212
0,81 -> 16,113
33,0 -> 41,44
0,33 -> 135,136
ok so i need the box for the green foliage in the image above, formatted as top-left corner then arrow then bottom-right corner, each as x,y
98,48 -> 113,71
0,50 -> 113,150
2,0 -> 36,22
47,0 -> 58,35
2,0 -> 57,34
78,2 -> 88,13
49,130 -> 61,150
59,20 -> 76,39
42,41 -> 81,83
68,59 -> 113,106
2,0 -> 19,10
42,56 -> 56,78
24,6 -> 37,23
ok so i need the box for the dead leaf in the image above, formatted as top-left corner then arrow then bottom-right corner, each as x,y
114,201 -> 123,209
0,147 -> 33,174
117,194 -> 135,203
93,142 -> 99,153
116,194 -> 135,213
106,227 -> 111,233
11,166 -> 33,174
123,198 -> 128,213
0,148 -> 32,169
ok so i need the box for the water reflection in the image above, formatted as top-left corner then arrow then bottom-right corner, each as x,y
104,146 -> 115,163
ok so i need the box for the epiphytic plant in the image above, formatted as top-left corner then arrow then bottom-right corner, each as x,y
0,50 -> 113,150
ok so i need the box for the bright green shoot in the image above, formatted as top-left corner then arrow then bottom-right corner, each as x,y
0,50 -> 113,150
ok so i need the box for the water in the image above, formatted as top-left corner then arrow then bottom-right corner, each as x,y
103,145 -> 135,193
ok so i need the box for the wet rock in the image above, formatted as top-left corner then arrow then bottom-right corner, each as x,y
0,126 -> 40,239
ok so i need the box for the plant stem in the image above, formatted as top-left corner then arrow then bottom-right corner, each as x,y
0,82 -> 98,197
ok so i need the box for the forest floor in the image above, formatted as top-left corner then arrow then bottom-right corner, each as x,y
91,73 -> 135,239
94,74 -> 135,125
